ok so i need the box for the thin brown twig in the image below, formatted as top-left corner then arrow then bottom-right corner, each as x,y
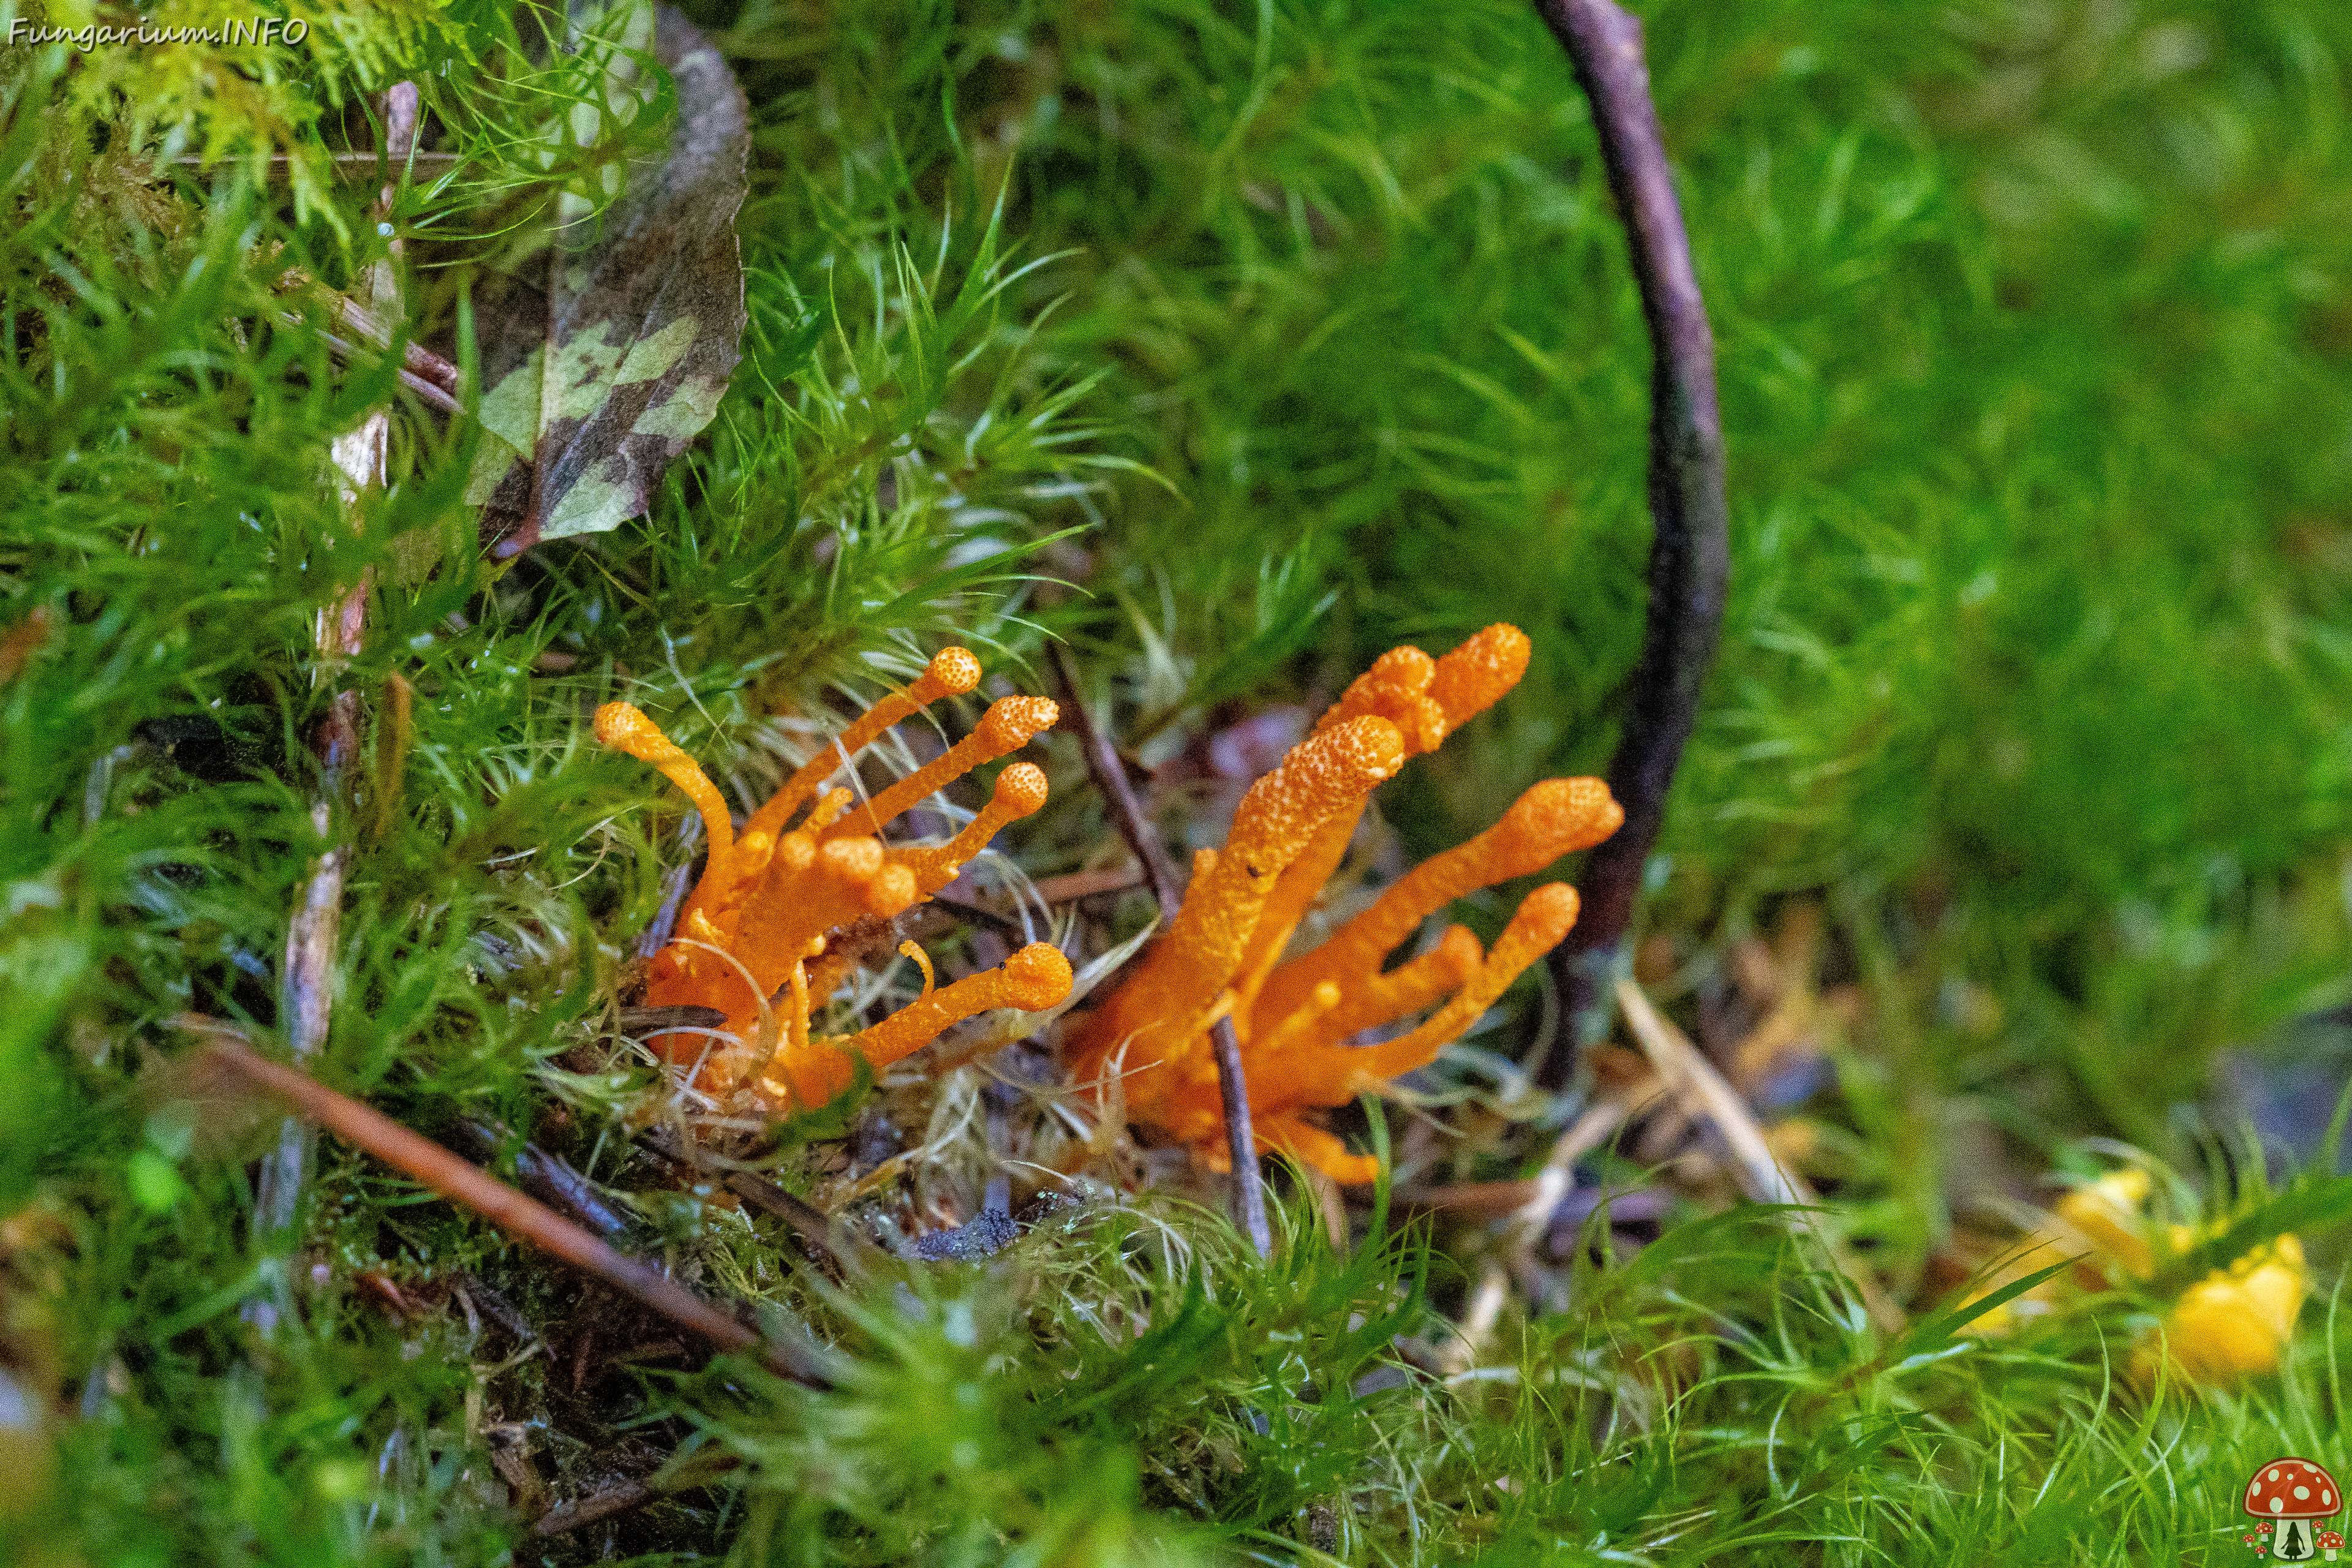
1613,979 -> 1904,1332
327,294 -> 462,394
636,1125 -> 857,1275
1048,642 -> 1180,916
532,1478 -> 655,1537
1027,866 -> 1147,904
722,1172 -> 853,1270
168,149 -> 467,181
1210,1015 -> 1273,1259
1049,641 -> 1272,1259
452,1270 -> 539,1344
309,325 -> 466,414
445,1120 -> 639,1243
530,1449 -> 741,1537
921,894 -> 1031,945
191,1027 -> 835,1387
1531,0 -> 1732,1089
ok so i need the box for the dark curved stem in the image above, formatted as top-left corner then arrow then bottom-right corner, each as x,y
637,1124 -> 858,1275
1531,0 -> 1731,1089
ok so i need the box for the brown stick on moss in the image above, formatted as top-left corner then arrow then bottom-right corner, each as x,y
1051,642 -> 1273,1258
1530,0 -> 1731,1089
1050,641 -> 1182,919
192,1026 -> 832,1389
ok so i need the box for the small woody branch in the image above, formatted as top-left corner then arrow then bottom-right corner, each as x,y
532,1477 -> 656,1538
1050,642 -> 1273,1258
192,1025 -> 833,1387
309,323 -> 464,415
636,1124 -> 859,1275
530,1448 -> 741,1537
1529,0 -> 1732,1089
1049,641 -> 1182,918
1210,1014 -> 1273,1259
1613,980 -> 1903,1333
169,149 -> 467,181
325,292 -> 462,396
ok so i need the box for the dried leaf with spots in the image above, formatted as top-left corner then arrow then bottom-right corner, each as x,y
468,3 -> 749,556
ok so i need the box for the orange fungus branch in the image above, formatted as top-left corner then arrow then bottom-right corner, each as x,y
597,649 -> 1068,1112
1068,625 -> 1622,1183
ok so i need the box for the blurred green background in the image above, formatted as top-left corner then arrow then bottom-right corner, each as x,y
762,0 -> 2352,1163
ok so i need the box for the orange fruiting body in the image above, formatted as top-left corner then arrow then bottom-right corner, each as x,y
598,649 -> 1070,1112
1068,625 -> 1622,1183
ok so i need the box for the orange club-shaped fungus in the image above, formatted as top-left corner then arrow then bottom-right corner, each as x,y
1067,626 -> 1624,1184
596,649 -> 1071,1112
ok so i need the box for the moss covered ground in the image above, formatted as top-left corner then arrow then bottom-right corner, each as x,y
8,1 -> 2352,1562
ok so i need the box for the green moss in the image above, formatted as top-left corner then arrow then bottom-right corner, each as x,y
11,0 -> 2352,1562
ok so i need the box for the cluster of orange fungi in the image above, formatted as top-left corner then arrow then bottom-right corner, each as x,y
1066,624 -> 1623,1184
595,648 -> 1071,1114
601,627 -> 1619,1186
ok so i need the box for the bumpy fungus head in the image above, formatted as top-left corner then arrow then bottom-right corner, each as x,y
597,649 -> 1066,1112
1068,624 -> 1619,1184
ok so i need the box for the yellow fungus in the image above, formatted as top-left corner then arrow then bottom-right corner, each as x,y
825,695 -> 1059,842
595,701 -> 734,869
2144,1234 -> 2304,1385
1229,625 -> 1537,1017
2052,1166 -> 2157,1283
892,761 -> 1050,895
745,647 -> 982,843
1068,715 -> 1409,1109
1957,1164 -> 2307,1385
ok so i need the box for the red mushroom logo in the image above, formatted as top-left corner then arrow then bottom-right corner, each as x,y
2244,1458 -> 2343,1561
2319,1527 -> 2343,1561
